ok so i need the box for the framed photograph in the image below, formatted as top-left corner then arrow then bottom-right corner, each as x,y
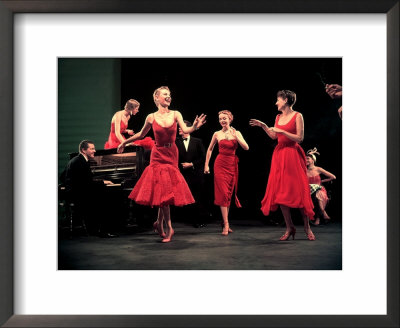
1,1 -> 398,327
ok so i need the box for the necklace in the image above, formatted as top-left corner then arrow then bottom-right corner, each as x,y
223,129 -> 230,140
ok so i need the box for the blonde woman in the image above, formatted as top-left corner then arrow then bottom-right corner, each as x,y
118,86 -> 206,243
204,110 -> 249,235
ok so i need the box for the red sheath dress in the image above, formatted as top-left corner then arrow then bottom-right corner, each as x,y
260,112 -> 314,219
214,139 -> 241,208
128,118 -> 195,207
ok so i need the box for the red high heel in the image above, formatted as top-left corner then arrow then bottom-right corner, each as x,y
221,221 -> 233,233
279,228 -> 296,241
162,228 -> 174,243
306,230 -> 316,241
153,221 -> 166,238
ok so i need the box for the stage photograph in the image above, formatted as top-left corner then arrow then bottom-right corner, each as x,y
58,57 -> 342,270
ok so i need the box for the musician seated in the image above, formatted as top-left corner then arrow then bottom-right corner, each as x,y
60,140 -> 117,238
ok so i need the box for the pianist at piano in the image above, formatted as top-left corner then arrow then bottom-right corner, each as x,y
60,140 -> 118,238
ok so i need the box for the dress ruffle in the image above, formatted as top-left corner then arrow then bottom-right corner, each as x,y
129,119 -> 194,207
129,163 -> 194,207
133,137 -> 155,150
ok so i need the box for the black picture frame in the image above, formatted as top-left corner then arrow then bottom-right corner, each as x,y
0,1 -> 398,327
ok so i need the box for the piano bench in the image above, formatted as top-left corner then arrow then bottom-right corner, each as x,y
62,201 -> 89,236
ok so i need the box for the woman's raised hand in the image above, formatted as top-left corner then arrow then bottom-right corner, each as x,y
249,119 -> 266,128
230,127 -> 237,139
193,113 -> 207,129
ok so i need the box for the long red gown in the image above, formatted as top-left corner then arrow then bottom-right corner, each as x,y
128,119 -> 195,207
214,139 -> 241,208
104,121 -> 154,150
261,112 -> 314,219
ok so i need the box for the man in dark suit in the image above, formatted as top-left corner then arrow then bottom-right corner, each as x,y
176,121 -> 208,227
62,140 -> 117,237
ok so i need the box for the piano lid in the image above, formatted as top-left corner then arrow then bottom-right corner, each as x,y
68,145 -> 142,159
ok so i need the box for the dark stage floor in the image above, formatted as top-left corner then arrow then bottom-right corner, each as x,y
58,219 -> 342,270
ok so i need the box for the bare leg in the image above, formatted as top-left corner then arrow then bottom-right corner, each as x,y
152,208 -> 166,238
318,199 -> 330,220
227,207 -> 233,232
161,205 -> 174,242
220,206 -> 230,235
300,208 -> 315,240
280,205 -> 295,232
279,205 -> 296,240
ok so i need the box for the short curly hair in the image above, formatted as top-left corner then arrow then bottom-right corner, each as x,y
153,86 -> 170,106
218,110 -> 233,123
277,90 -> 296,107
125,99 -> 140,110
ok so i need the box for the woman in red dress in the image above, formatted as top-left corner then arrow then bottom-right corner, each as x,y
104,99 -> 138,149
306,148 -> 336,225
104,99 -> 154,150
249,90 -> 316,241
204,110 -> 249,236
117,86 -> 206,243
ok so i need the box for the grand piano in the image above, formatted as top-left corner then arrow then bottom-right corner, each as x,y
68,145 -> 148,188
60,145 -> 151,234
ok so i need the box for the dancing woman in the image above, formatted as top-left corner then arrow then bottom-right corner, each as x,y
117,86 -> 206,243
249,90 -> 316,241
204,110 -> 249,235
306,148 -> 336,225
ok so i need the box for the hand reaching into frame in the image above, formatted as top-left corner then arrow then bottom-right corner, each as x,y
325,84 -> 342,99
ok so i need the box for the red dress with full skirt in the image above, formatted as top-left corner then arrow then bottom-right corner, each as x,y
104,121 -> 154,150
214,139 -> 241,208
261,112 -> 314,219
128,119 -> 195,207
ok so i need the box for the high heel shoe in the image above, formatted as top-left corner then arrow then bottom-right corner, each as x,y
153,221 -> 166,238
279,228 -> 296,241
305,230 -> 316,241
162,228 -> 174,243
221,221 -> 233,233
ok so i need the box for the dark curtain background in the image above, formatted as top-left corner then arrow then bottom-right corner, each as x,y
120,58 -> 342,222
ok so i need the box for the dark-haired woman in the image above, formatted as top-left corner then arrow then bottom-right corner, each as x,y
250,90 -> 315,241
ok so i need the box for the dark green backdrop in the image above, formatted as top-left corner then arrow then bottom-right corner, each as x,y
58,58 -> 121,177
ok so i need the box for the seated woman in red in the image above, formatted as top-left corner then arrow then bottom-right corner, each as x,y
204,110 -> 249,236
104,99 -> 154,150
306,148 -> 336,225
